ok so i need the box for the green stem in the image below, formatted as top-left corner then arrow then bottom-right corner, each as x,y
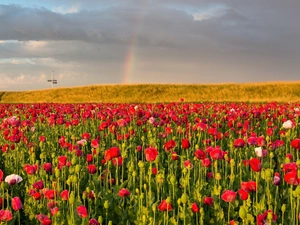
228,203 -> 230,224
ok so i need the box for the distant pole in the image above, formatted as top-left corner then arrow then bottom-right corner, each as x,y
47,71 -> 58,88
51,71 -> 54,89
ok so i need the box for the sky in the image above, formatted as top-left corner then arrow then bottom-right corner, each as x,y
0,0 -> 300,91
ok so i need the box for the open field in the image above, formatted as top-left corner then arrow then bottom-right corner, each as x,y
0,102 -> 300,224
1,81 -> 300,103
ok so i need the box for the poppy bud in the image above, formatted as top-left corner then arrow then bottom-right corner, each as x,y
75,165 -> 81,173
104,200 -> 109,209
55,170 -> 61,178
69,192 -> 75,205
239,207 -> 247,220
267,212 -> 273,221
170,176 -> 176,184
281,204 -> 286,213
181,193 -> 188,204
138,161 -> 145,168
265,169 -> 272,179
98,216 -> 103,223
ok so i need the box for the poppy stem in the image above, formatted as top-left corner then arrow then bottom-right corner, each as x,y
256,172 -> 259,215
228,203 -> 230,224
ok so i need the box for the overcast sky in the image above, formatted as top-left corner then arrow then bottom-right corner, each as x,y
0,0 -> 299,91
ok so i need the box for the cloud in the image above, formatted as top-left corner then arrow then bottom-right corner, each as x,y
0,1 -> 300,90
52,5 -> 79,14
0,74 -> 46,88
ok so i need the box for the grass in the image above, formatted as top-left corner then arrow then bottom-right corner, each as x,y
1,81 -> 300,103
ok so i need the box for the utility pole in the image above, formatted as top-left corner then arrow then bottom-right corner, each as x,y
47,71 -> 58,88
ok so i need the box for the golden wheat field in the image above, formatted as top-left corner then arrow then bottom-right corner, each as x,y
0,81 -> 300,103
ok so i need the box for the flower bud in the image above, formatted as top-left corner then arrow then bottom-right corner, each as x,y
132,171 -> 137,177
69,192 -> 75,205
267,212 -> 273,221
55,169 -> 61,178
140,193 -> 144,200
265,169 -> 272,179
152,204 -> 156,212
166,197 -> 171,204
230,159 -> 235,167
72,175 -> 78,183
281,204 -> 286,213
104,200 -> 109,209
177,198 -> 181,205
215,173 -> 221,180
82,192 -> 87,200
239,206 -> 247,220
75,165 -> 81,173
98,216 -> 103,223
170,175 -> 176,184
181,193 -> 188,204
138,161 -> 145,168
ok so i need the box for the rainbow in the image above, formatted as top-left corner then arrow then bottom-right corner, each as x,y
122,2 -> 148,84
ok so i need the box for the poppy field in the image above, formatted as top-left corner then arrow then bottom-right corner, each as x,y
0,102 -> 300,225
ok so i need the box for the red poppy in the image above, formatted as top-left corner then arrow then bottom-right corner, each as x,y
0,209 -> 13,221
233,138 -> 246,148
238,189 -> 249,201
291,138 -> 300,150
209,148 -> 223,160
33,192 -> 42,200
82,132 -> 91,140
36,214 -> 52,225
191,203 -> 199,213
0,170 -> 4,182
171,152 -> 179,160
284,171 -> 299,185
24,164 -> 38,175
241,181 -> 257,192
118,188 -> 130,197
184,160 -> 193,169
60,190 -> 69,200
282,162 -> 297,173
145,147 -> 158,162
86,154 -> 93,163
157,200 -> 173,211
87,164 -> 97,174
11,197 -> 22,211
50,207 -> 59,216
257,210 -> 277,225
44,190 -> 57,200
152,167 -> 157,175
47,201 -> 57,209
249,158 -> 262,172
91,139 -> 99,149
89,218 -> 100,225
203,196 -> 214,206
43,163 -> 52,173
195,149 -> 206,160
112,156 -> 123,166
221,190 -> 236,203
58,156 -> 67,169
181,138 -> 190,149
31,181 -> 43,190
104,147 -> 120,161
77,205 -> 88,218
202,158 -> 212,167
164,140 -> 176,152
